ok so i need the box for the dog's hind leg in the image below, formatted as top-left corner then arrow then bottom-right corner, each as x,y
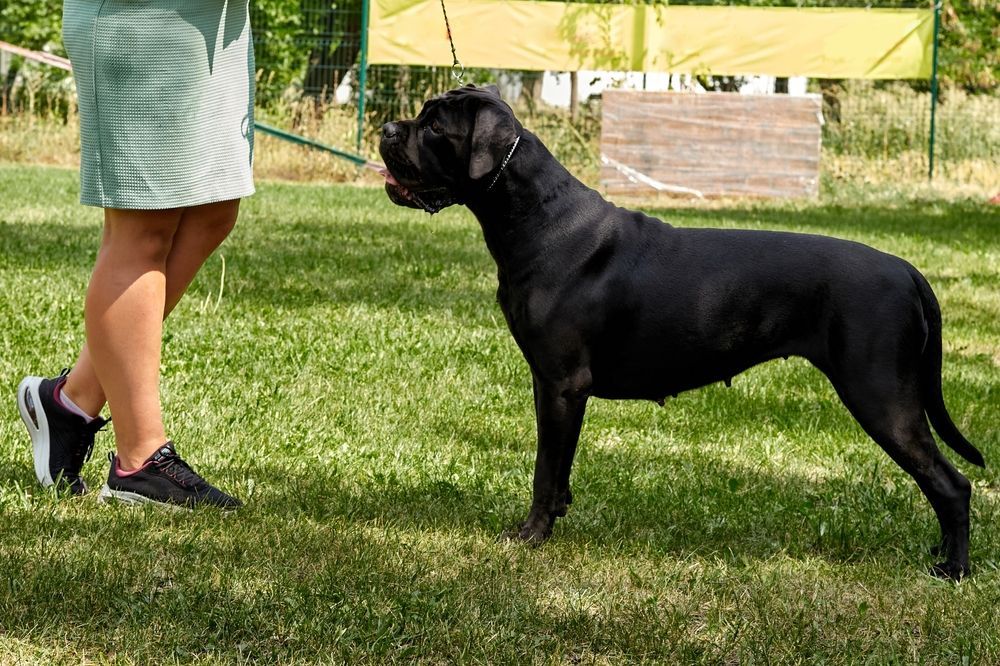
827,368 -> 972,580
506,373 -> 590,544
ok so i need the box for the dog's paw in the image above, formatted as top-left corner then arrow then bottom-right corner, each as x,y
929,561 -> 970,581
501,520 -> 552,546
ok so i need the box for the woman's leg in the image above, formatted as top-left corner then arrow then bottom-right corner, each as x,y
83,207 -> 183,469
61,200 -> 240,426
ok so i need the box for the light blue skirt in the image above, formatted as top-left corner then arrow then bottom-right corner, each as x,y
63,0 -> 256,209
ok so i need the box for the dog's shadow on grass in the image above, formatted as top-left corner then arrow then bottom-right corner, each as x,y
254,437 -> 950,573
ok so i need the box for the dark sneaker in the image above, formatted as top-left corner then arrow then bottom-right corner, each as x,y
98,442 -> 242,510
17,370 -> 109,495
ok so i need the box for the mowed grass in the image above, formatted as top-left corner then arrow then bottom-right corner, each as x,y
0,163 -> 998,664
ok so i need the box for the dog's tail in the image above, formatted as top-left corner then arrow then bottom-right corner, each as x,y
911,266 -> 985,468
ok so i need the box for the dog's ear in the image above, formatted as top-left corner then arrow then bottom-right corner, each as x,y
469,101 -> 517,181
482,84 -> 501,98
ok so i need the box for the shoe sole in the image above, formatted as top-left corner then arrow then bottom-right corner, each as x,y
97,484 -> 190,512
17,376 -> 54,488
97,485 -> 240,512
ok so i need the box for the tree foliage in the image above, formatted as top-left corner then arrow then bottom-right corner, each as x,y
938,0 -> 999,92
0,0 -> 64,52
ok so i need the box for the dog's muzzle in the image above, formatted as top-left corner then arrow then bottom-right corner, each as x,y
379,169 -> 458,215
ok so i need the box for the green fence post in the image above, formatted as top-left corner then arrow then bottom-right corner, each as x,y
928,0 -> 941,181
356,0 -> 371,155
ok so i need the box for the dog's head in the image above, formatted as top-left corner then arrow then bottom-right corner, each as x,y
378,84 -> 520,214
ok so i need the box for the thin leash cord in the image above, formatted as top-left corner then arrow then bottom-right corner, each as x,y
438,0 -> 465,83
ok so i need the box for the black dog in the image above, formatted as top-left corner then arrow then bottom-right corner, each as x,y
378,84 -> 984,579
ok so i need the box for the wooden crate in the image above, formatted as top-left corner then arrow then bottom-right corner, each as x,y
600,90 -> 822,199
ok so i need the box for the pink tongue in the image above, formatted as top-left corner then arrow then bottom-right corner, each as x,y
379,168 -> 400,187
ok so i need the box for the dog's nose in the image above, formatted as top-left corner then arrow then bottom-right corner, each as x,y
382,122 -> 403,140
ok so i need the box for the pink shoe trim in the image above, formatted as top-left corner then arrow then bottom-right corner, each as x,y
51,380 -> 69,410
114,457 -> 152,477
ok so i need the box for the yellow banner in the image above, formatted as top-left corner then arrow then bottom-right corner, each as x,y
369,1 -> 934,79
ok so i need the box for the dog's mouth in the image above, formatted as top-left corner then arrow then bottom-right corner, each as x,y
379,168 -> 457,215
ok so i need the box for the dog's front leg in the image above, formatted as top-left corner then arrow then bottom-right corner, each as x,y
507,375 -> 589,544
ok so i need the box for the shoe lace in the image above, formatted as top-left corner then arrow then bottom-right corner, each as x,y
68,417 -> 110,476
53,367 -> 109,475
153,449 -> 206,489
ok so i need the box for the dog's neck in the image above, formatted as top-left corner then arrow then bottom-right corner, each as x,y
464,130 -> 601,272
485,135 -> 521,192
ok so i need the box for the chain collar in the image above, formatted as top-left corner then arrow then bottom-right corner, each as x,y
485,136 -> 520,191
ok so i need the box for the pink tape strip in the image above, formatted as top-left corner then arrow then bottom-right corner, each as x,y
0,41 -> 73,72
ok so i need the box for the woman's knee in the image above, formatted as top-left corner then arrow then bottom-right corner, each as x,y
204,211 -> 238,241
103,208 -> 183,264
191,200 -> 240,231
180,199 -> 240,247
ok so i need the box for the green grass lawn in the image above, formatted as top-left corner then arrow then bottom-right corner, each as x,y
0,163 -> 998,664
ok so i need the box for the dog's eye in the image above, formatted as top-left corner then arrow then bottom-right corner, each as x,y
427,120 -> 444,134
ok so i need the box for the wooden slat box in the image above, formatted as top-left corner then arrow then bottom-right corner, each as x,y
600,90 -> 822,199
